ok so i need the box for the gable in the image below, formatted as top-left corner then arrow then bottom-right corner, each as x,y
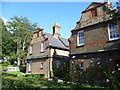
85,2 -> 103,11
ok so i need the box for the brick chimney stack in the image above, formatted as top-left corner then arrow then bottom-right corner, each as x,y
52,23 -> 60,38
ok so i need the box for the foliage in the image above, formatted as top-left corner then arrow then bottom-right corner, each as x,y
69,63 -> 82,84
53,60 -> 70,82
52,76 -> 58,82
2,73 -> 102,89
69,60 -> 120,90
5,16 -> 37,65
2,61 -> 10,67
1,18 -> 16,62
25,74 -> 45,79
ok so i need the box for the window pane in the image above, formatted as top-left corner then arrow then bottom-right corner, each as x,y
78,30 -> 84,45
41,42 -> 45,52
29,61 -> 32,71
29,45 -> 33,55
80,62 -> 84,69
109,22 -> 119,40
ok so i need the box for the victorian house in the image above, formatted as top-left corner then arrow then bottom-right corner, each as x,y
26,23 -> 69,78
69,2 -> 120,70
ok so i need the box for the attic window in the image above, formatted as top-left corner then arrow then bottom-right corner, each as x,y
91,8 -> 97,17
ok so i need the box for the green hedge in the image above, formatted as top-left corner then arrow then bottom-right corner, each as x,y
2,76 -> 44,89
2,73 -> 103,89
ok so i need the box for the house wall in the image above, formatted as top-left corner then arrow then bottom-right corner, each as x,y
80,3 -> 109,23
72,50 -> 120,70
70,22 -> 120,54
51,48 -> 69,57
26,59 -> 50,77
50,48 -> 69,78
27,30 -> 50,60
70,2 -> 120,70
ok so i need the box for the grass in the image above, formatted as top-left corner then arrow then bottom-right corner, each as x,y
6,71 -> 24,75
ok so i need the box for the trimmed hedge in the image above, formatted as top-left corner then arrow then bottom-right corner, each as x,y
2,73 -> 104,89
2,76 -> 44,89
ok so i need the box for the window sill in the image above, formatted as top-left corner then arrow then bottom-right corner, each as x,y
108,38 -> 120,42
28,71 -> 32,73
77,44 -> 85,47
40,51 -> 45,53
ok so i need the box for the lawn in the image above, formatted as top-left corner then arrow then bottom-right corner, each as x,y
7,71 -> 24,75
2,72 -> 105,89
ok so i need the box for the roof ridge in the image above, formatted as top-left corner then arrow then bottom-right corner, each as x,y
58,37 -> 69,47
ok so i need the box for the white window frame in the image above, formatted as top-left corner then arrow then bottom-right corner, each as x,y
29,45 -> 33,55
41,42 -> 45,52
77,30 -> 84,46
28,61 -> 32,72
80,62 -> 84,69
41,63 -> 44,69
108,22 -> 119,41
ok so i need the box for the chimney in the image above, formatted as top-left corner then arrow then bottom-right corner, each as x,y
52,23 -> 60,37
104,0 -> 111,5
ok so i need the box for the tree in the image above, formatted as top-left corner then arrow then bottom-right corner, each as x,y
1,18 -> 16,63
6,16 -> 37,65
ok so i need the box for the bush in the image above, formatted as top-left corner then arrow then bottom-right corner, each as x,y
2,66 -> 8,72
52,76 -> 58,82
2,61 -> 10,67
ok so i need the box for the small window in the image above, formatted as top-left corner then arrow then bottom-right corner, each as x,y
91,8 -> 97,17
78,30 -> 84,46
41,42 -> 45,52
29,45 -> 33,55
108,22 -> 119,41
56,60 -> 60,68
28,61 -> 32,71
41,63 -> 44,69
80,62 -> 84,69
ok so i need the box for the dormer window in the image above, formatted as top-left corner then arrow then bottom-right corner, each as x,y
91,8 -> 97,17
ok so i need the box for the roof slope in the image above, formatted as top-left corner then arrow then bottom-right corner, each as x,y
45,33 -> 69,50
74,2 -> 115,31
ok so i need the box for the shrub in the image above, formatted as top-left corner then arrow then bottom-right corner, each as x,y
52,76 -> 58,82
2,61 -> 10,67
25,74 -> 45,78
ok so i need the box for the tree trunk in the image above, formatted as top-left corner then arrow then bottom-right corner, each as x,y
17,56 -> 20,65
17,38 -> 21,66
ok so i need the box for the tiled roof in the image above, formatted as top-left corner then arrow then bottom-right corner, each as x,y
45,33 -> 69,50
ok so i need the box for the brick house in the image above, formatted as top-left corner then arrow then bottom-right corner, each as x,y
69,2 -> 120,70
26,23 -> 69,78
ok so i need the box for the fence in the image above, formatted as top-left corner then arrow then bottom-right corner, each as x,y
7,67 -> 19,72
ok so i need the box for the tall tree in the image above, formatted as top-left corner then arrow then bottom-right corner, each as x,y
1,18 -> 16,63
7,16 -> 37,65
